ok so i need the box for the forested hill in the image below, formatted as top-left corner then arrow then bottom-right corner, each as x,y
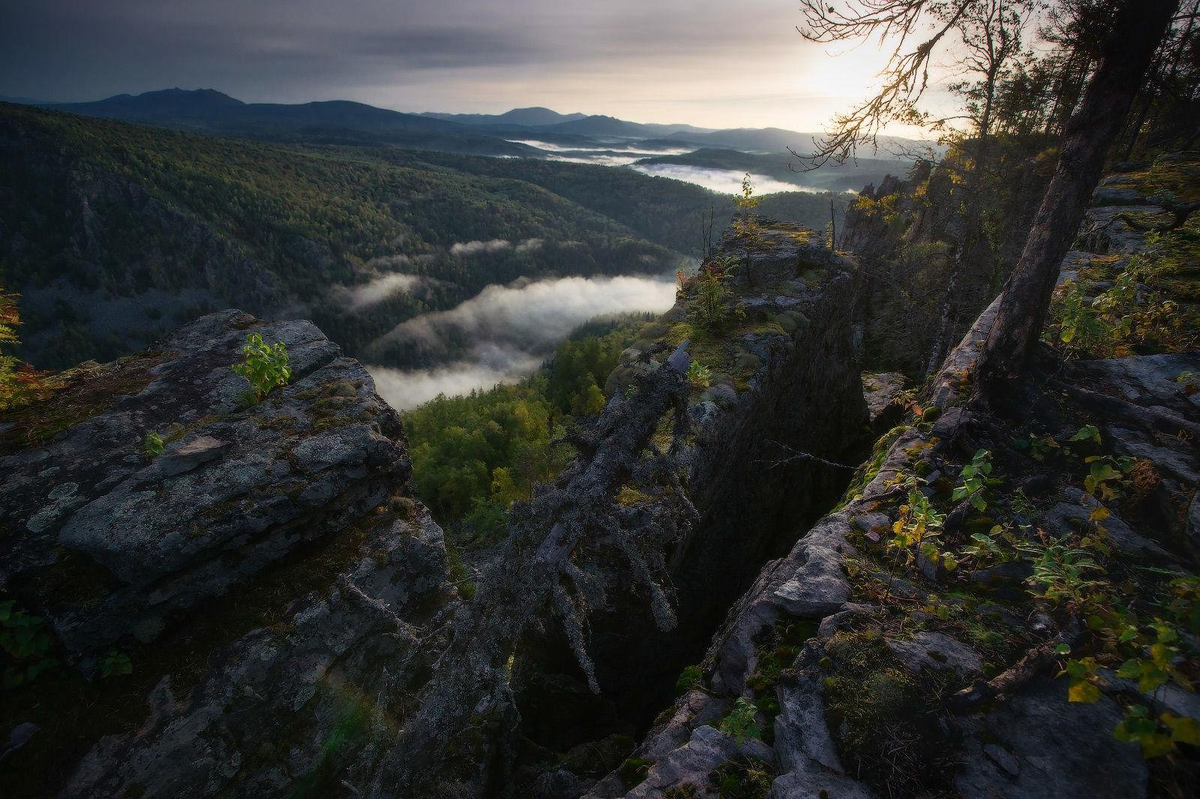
0,103 -> 846,371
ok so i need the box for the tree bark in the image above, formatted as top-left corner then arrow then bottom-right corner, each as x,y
975,0 -> 1178,399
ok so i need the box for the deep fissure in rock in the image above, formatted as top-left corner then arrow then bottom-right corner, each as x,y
510,271 -> 873,759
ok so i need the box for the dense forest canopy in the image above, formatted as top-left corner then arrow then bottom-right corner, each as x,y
0,103 -> 850,371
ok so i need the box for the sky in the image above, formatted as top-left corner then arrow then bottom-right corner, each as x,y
0,0 -> 917,130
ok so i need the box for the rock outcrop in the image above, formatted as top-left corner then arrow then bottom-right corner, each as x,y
0,310 -> 457,796
354,219 -> 874,795
580,157 -> 1199,799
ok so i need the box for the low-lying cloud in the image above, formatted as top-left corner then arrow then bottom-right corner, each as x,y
627,164 -> 821,195
336,272 -> 423,311
448,237 -> 544,257
511,140 -> 695,167
450,238 -> 512,257
370,344 -> 545,411
367,272 -> 676,409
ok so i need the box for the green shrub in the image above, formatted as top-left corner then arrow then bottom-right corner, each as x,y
675,664 -> 703,694
233,332 -> 291,403
1,599 -> 58,688
719,697 -> 761,744
1,290 -> 56,413
687,360 -> 713,388
144,431 -> 164,456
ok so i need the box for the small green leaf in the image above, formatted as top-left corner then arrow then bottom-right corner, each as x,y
1116,659 -> 1141,679
1139,732 -> 1175,758
1164,713 -> 1200,746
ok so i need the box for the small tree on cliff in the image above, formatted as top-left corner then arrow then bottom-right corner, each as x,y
797,0 -> 1038,376
797,0 -> 1181,396
0,290 -> 53,412
975,0 -> 1178,398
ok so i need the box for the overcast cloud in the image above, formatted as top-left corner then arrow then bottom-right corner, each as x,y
0,0 -> 918,130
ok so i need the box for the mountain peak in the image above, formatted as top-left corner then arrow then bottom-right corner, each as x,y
142,87 -> 244,105
85,88 -> 245,109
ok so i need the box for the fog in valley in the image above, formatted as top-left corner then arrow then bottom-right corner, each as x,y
367,272 -> 677,409
628,164 -> 820,194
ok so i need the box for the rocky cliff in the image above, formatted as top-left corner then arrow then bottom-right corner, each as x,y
2,155 -> 1197,798
579,155 -> 1200,799
0,311 -> 458,796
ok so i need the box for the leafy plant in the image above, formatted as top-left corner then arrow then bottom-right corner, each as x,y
144,431 -> 165,456
720,697 -> 762,744
1113,705 -> 1200,758
961,526 -> 1009,566
1069,424 -> 1101,447
1024,544 -> 1105,608
1061,655 -> 1104,703
1114,621 -> 1190,694
1050,563 -> 1200,761
232,332 -> 291,404
687,360 -> 713,388
891,488 -> 954,571
1021,433 -> 1060,462
952,448 -> 993,511
99,649 -> 133,678
1165,575 -> 1200,635
1048,281 -> 1112,355
1083,455 -> 1135,501
1,599 -> 58,688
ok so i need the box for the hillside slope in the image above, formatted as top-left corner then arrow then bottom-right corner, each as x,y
1,104 -> 856,374
0,104 -> 686,369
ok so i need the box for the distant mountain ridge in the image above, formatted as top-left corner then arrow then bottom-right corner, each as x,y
44,88 -> 449,131
8,87 -> 933,160
421,106 -> 589,126
25,88 -> 533,156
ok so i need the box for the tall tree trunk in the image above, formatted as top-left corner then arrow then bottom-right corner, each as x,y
925,80 -> 996,376
1122,88 -> 1157,161
975,0 -> 1177,398
1044,52 -> 1076,137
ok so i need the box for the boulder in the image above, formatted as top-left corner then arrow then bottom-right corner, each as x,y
1,310 -> 413,660
861,372 -> 907,428
63,510 -> 453,798
0,311 -> 455,797
956,677 -> 1147,799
